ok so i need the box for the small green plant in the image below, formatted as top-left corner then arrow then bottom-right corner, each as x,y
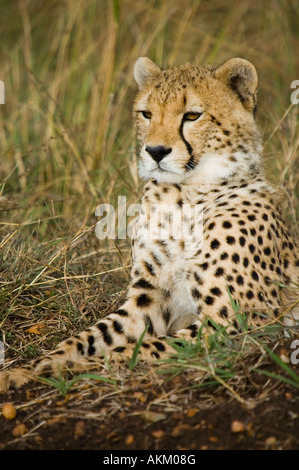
38,369 -> 117,396
38,370 -> 82,396
27,345 -> 38,357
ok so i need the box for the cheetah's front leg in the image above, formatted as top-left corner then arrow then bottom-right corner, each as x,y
0,284 -> 170,392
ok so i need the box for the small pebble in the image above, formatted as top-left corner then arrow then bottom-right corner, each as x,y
2,403 -> 17,421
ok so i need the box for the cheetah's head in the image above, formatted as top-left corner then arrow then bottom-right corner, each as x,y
133,57 -> 262,185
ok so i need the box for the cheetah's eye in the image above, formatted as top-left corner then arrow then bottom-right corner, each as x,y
183,112 -> 202,121
140,111 -> 152,119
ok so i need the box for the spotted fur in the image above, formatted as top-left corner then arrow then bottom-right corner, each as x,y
0,57 -> 298,392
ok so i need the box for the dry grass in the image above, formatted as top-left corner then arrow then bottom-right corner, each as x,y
0,0 -> 298,392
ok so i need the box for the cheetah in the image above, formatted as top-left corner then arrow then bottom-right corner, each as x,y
0,57 -> 298,393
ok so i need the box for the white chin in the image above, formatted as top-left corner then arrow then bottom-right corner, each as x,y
138,165 -> 185,184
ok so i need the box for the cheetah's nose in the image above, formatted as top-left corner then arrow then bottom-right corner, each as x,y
146,145 -> 172,163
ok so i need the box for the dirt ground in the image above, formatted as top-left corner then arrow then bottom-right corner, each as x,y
1,364 -> 299,451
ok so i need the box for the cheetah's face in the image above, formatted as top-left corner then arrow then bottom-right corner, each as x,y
134,57 -> 261,184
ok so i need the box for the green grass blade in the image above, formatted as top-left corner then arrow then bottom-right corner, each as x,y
262,343 -> 299,384
129,324 -> 149,370
252,368 -> 299,389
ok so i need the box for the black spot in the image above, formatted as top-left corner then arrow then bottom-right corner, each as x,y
163,308 -> 171,325
223,221 -> 232,229
264,276 -> 271,286
144,314 -> 155,336
97,323 -> 113,346
254,255 -> 260,263
211,239 -> 220,249
205,296 -> 215,305
250,228 -> 256,236
76,342 -> 84,355
217,201 -> 229,207
208,222 -> 215,230
133,279 -> 154,289
200,262 -> 209,270
271,289 -> 278,298
127,335 -> 136,344
242,201 -> 251,206
226,236 -> 235,245
246,290 -> 254,299
219,306 -> 228,318
257,236 -> 263,245
243,257 -> 249,268
220,252 -> 229,260
239,236 -> 246,247
191,288 -> 201,300
142,343 -> 150,349
144,261 -> 155,275
263,247 -> 271,256
251,271 -> 259,281
151,352 -> 160,359
88,335 -> 96,356
137,293 -> 152,307
116,309 -> 129,317
249,244 -> 255,253
236,275 -> 244,285
210,287 -> 222,297
153,341 -> 166,352
223,129 -> 230,136
151,251 -> 162,266
215,267 -> 224,277
207,320 -> 218,330
283,259 -> 289,269
114,346 -> 126,353
262,213 -> 268,221
113,320 -> 123,334
194,272 -> 204,285
232,253 -> 240,264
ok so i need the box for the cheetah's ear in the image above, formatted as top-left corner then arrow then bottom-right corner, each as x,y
215,58 -> 258,113
134,57 -> 161,89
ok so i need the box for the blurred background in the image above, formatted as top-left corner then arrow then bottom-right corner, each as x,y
0,0 -> 298,353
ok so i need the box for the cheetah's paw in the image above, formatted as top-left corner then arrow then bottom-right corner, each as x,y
0,368 -> 32,393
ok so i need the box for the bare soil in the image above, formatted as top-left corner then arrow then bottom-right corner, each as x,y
1,361 -> 299,451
